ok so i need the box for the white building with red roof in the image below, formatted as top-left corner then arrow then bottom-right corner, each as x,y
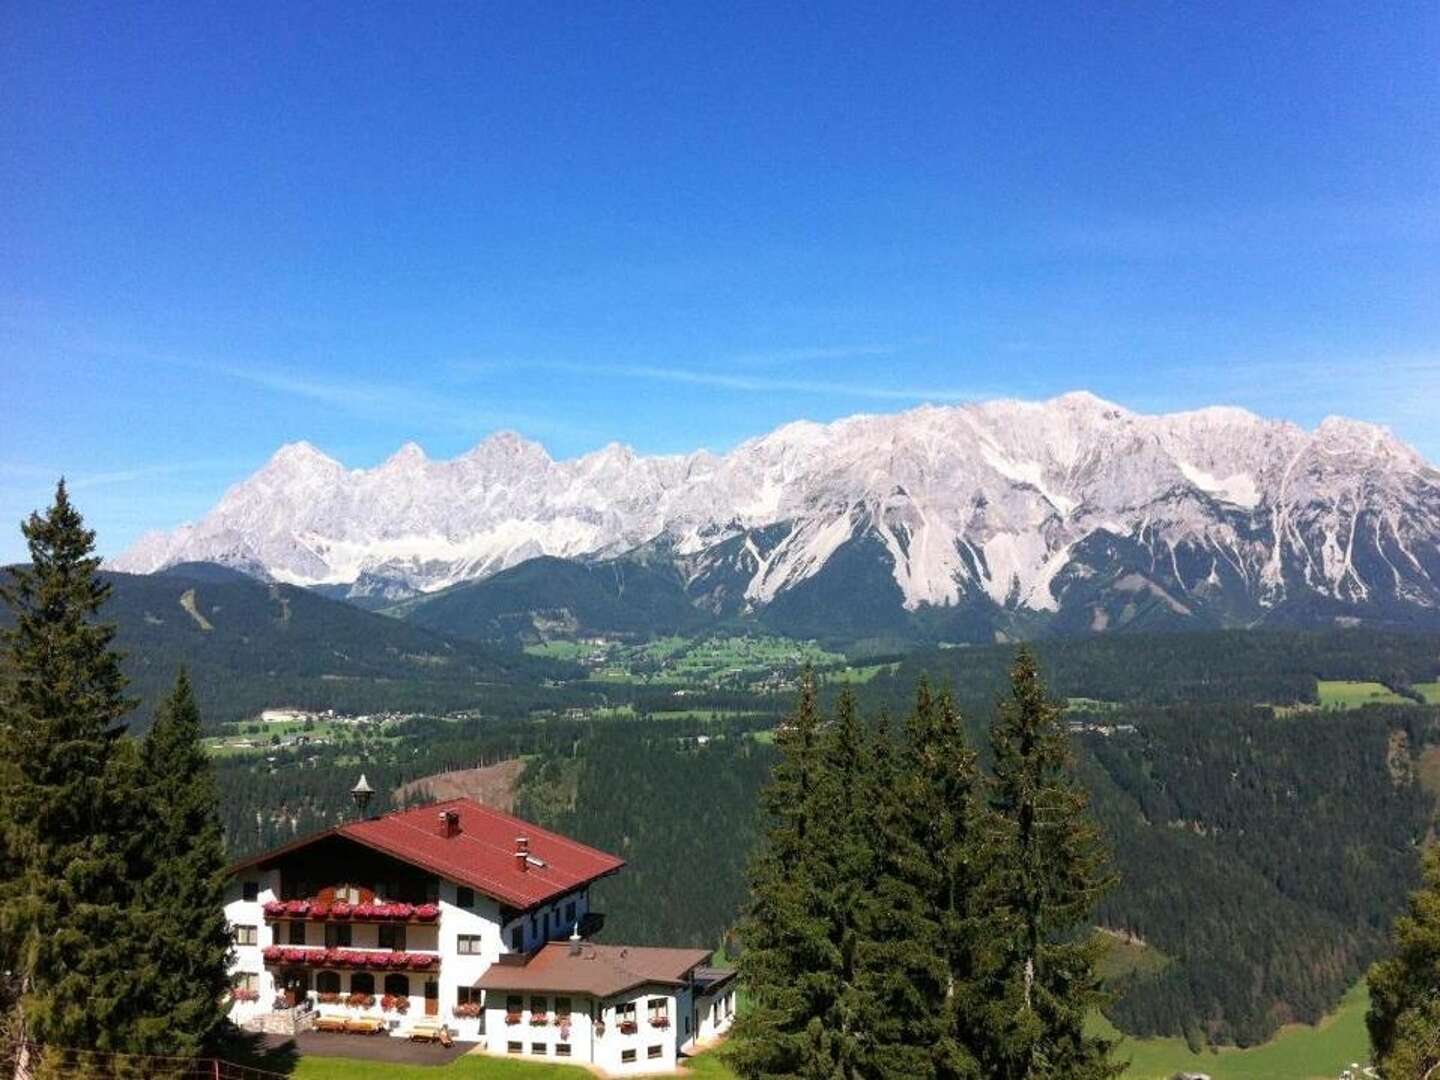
223,795 -> 735,1072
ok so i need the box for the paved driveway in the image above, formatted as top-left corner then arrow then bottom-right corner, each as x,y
264,1030 -> 472,1066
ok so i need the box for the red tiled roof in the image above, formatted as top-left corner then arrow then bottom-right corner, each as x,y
474,942 -> 712,998
230,797 -> 624,910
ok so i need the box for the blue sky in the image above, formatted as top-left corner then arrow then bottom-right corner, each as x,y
3,2 -> 1437,561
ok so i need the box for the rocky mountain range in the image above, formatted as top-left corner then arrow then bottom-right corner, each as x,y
112,392 -> 1440,644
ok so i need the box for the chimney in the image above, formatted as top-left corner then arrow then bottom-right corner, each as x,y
437,808 -> 460,838
569,925 -> 582,956
514,836 -> 529,873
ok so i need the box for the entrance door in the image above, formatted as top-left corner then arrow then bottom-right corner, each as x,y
282,970 -> 310,1008
424,980 -> 439,1017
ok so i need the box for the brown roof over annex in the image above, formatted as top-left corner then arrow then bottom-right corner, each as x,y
474,942 -> 713,999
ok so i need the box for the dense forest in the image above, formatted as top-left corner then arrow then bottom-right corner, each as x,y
149,602 -> 1440,1047
511,699 -> 1440,1048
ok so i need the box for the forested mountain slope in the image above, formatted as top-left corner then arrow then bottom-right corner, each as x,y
0,563 -> 575,727
513,695 -> 1440,1048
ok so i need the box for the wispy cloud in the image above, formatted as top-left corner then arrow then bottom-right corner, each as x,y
45,334 -> 570,440
514,359 -> 982,403
0,458 -> 246,492
727,342 -> 911,367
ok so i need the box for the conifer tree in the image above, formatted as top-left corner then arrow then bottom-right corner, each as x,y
731,670 -> 836,1078
854,682 -> 962,1079
807,690 -> 878,1078
972,647 -> 1119,1080
129,669 -> 233,1056
0,481 -> 139,1054
1367,847 -> 1440,1078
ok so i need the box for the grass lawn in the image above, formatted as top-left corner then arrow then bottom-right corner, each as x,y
287,1049 -> 738,1079
1412,682 -> 1440,705
1316,680 -> 1410,709
1097,981 -> 1371,1080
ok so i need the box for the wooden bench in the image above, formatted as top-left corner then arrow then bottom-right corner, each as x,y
407,1020 -> 452,1046
313,1015 -> 348,1034
344,1016 -> 386,1035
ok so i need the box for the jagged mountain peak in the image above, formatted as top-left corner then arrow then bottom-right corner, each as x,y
110,393 -> 1440,637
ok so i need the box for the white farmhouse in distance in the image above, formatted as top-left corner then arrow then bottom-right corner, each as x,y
223,795 -> 735,1074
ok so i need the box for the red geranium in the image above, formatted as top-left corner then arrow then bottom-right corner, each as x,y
414,904 -> 439,921
330,901 -> 352,918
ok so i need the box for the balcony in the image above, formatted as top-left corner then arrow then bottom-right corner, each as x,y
262,900 -> 439,923
260,945 -> 439,972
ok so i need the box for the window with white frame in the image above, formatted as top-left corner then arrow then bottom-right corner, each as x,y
457,934 -> 482,955
233,924 -> 257,946
647,997 -> 669,1026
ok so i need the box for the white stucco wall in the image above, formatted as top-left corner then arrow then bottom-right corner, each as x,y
483,984 -> 685,1074
223,869 -> 280,1022
224,865 -> 593,1042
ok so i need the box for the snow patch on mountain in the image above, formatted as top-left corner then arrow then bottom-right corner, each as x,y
111,392 -> 1440,627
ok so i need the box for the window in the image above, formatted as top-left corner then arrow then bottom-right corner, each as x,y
378,923 -> 406,951
509,926 -> 523,952
531,1043 -> 547,1055
621,1050 -> 637,1064
350,972 -> 375,996
648,1045 -> 663,1060
457,934 -> 483,955
456,886 -> 475,909
530,995 -> 547,1019
384,973 -> 410,999
233,972 -> 258,992
684,1013 -> 690,1034
243,881 -> 260,902
555,996 -> 571,1019
456,987 -> 480,1008
325,923 -> 352,949
507,1042 -> 522,1055
233,924 -> 257,946
316,971 -> 340,995
287,921 -> 306,946
555,1044 -> 572,1057
564,900 -> 576,926
648,998 -> 669,1025
616,1002 -> 636,1024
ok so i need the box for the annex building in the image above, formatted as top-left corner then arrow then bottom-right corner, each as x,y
224,796 -> 736,1074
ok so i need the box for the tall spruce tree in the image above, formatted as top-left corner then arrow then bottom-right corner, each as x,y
732,671 -> 838,1079
1367,847 -> 1440,1078
807,690 -> 878,1078
0,481 -> 139,1055
972,648 -> 1119,1080
856,680 -> 983,1079
129,670 -> 233,1055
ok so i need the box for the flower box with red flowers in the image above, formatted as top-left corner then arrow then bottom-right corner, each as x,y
618,1020 -> 638,1035
414,903 -> 440,921
261,946 -> 283,964
231,988 -> 260,1003
329,901 -> 352,918
504,1012 -> 522,1026
406,954 -> 436,971
317,992 -> 341,1005
381,994 -> 409,1013
261,901 -> 286,919
453,1002 -> 482,1019
649,1016 -> 671,1029
345,992 -> 374,1009
530,1013 -> 549,1026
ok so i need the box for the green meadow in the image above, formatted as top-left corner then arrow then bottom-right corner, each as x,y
1098,981 -> 1371,1080
1316,680 -> 1411,709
